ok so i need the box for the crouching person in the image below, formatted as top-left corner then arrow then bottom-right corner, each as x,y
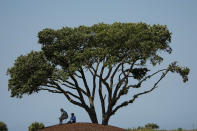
59,108 -> 68,124
67,113 -> 76,124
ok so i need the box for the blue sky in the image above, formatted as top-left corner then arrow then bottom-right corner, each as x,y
0,0 -> 197,131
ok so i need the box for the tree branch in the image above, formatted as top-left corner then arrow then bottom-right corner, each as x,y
130,69 -> 167,89
110,63 -> 122,89
44,80 -> 85,108
63,92 -> 85,108
70,75 -> 87,104
104,67 -> 112,81
114,68 -> 167,104
90,61 -> 100,100
66,91 -> 81,100
79,67 -> 91,96
110,69 -> 169,116
61,83 -> 77,90
74,71 -> 82,79
54,79 -> 77,90
112,62 -> 133,102
39,87 -> 62,93
99,64 -> 106,115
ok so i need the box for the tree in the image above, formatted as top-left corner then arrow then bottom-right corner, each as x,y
7,22 -> 189,125
0,121 -> 8,131
145,123 -> 159,129
28,122 -> 44,131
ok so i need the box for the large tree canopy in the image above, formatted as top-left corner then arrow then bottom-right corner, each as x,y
7,22 -> 189,125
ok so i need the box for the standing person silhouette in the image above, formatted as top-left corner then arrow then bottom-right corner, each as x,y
59,108 -> 68,124
67,113 -> 76,124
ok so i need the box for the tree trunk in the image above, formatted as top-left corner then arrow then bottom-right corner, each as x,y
86,107 -> 98,123
102,101 -> 113,125
102,114 -> 110,125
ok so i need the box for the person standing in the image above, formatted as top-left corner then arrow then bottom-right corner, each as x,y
59,108 -> 68,124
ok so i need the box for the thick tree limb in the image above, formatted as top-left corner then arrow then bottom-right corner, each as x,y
110,63 -> 122,89
99,65 -> 106,115
79,67 -> 91,96
70,75 -> 87,106
90,62 -> 100,100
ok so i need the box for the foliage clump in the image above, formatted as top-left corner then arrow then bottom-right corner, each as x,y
145,123 -> 159,129
128,123 -> 159,131
0,121 -> 8,131
28,122 -> 45,131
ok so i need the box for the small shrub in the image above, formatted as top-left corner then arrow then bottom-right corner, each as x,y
128,128 -> 133,131
145,123 -> 159,129
28,122 -> 45,131
137,126 -> 145,130
0,121 -> 8,131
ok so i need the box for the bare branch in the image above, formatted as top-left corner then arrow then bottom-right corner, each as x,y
130,69 -> 167,89
61,83 -> 77,90
91,61 -> 101,100
39,87 -> 62,93
104,67 -> 112,81
113,68 -> 168,104
53,79 -> 77,90
89,68 -> 94,76
74,71 -> 82,79
43,83 -> 59,89
66,91 -> 81,100
110,63 -> 122,89
114,78 -> 129,104
70,75 -> 88,106
63,91 -> 85,108
112,63 -> 132,101
54,80 -> 88,109
79,67 -> 91,96
99,65 -> 106,115
110,69 -> 169,116
43,80 -> 86,108
64,80 -> 76,87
